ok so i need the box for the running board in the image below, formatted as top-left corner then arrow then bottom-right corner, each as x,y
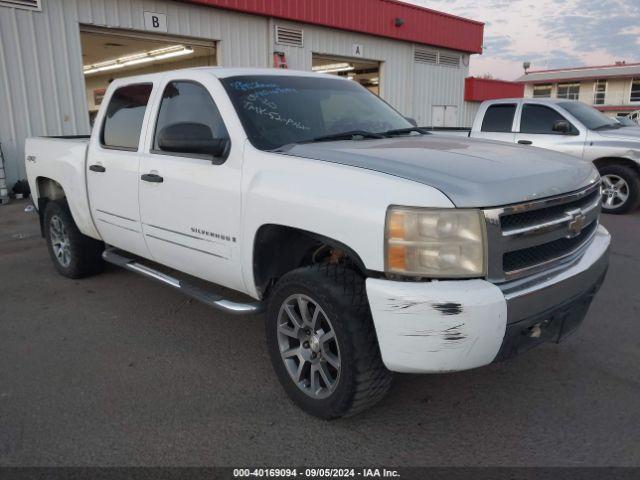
102,248 -> 264,315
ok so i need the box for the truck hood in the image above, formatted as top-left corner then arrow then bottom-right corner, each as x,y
278,136 -> 599,208
595,127 -> 640,141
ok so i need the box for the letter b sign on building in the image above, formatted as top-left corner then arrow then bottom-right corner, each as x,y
144,12 -> 168,32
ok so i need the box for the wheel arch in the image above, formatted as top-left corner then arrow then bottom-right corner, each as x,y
593,157 -> 640,176
35,177 -> 67,237
595,158 -> 640,213
252,224 -> 368,298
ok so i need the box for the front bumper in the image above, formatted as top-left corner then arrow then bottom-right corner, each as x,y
366,225 -> 610,373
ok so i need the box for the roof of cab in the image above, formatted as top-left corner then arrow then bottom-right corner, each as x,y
483,98 -> 578,105
109,67 -> 345,85
201,67 -> 336,79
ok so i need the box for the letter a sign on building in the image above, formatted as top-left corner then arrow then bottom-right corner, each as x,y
352,44 -> 364,57
144,12 -> 168,32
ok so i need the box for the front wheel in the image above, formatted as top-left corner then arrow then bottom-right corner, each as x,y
266,265 -> 392,419
599,164 -> 640,214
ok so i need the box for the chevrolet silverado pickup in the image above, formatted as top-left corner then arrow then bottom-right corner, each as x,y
434,98 -> 640,214
25,68 -> 610,418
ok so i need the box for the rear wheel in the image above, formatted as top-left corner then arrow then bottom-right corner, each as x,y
266,265 -> 392,419
44,200 -> 105,278
599,164 -> 640,214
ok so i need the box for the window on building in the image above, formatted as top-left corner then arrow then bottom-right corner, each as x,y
594,79 -> 607,105
532,84 -> 552,98
481,104 -> 516,132
101,84 -> 153,150
153,81 -> 229,154
556,83 -> 580,100
631,78 -> 640,103
520,104 -> 575,134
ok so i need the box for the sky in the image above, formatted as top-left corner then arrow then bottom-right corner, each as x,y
406,0 -> 640,80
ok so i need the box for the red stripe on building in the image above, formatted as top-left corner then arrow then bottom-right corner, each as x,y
177,0 -> 484,53
464,77 -> 524,102
597,106 -> 638,112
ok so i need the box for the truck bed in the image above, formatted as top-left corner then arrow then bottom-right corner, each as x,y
25,136 -> 96,239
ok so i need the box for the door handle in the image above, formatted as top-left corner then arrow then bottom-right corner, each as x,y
518,140 -> 533,145
141,173 -> 163,183
89,164 -> 106,172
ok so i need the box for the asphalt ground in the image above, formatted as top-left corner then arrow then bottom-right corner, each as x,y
1,199 -> 639,466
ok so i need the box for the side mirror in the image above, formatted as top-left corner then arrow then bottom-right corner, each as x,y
157,122 -> 230,161
552,120 -> 573,134
405,117 -> 418,127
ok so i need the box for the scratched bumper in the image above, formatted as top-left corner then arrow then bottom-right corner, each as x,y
366,225 -> 610,374
366,278 -> 508,373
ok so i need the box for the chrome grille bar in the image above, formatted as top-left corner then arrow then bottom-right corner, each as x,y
483,182 -> 602,283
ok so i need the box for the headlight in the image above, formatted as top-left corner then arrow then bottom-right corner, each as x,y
385,206 -> 487,278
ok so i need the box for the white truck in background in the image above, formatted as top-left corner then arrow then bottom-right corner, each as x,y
25,68 -> 609,418
432,98 -> 640,214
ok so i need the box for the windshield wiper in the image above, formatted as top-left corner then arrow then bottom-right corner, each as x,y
301,130 -> 385,144
379,126 -> 431,136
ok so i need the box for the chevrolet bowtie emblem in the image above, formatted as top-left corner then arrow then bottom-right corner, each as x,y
567,209 -> 586,238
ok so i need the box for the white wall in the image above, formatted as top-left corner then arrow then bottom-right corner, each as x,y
0,0 -> 471,186
524,78 -> 635,107
0,0 -> 269,185
411,52 -> 470,127
272,20 -> 416,115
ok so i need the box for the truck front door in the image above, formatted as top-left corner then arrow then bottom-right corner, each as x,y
138,75 -> 245,293
514,103 -> 586,158
87,82 -> 154,258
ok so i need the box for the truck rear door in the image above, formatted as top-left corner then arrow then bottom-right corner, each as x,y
87,82 -> 155,258
137,73 -> 245,293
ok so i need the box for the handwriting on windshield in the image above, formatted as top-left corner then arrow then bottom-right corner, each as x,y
231,81 -> 310,131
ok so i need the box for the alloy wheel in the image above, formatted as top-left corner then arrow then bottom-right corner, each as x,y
50,215 -> 71,267
601,174 -> 629,210
276,294 -> 341,399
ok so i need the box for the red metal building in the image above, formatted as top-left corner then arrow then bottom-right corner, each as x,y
180,0 -> 484,53
465,77 -> 525,102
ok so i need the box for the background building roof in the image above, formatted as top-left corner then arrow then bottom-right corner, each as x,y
516,63 -> 640,83
179,0 -> 484,53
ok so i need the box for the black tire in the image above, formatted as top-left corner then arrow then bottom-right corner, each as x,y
266,264 -> 392,419
43,200 -> 105,278
599,164 -> 640,214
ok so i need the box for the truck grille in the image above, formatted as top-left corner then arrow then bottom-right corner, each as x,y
484,182 -> 601,282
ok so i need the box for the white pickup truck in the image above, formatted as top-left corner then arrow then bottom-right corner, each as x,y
435,98 -> 640,214
25,68 -> 610,418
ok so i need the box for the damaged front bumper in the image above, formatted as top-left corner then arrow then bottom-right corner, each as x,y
366,225 -> 610,373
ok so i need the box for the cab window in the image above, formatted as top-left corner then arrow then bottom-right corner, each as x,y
481,104 -> 516,133
153,80 -> 229,155
101,84 -> 153,150
520,104 -> 575,134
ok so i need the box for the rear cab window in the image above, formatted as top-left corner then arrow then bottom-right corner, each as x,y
101,83 -> 153,151
481,104 -> 516,133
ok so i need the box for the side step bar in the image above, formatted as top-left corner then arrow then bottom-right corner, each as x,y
102,248 -> 264,315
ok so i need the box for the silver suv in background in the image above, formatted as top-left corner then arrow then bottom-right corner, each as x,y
440,98 -> 640,214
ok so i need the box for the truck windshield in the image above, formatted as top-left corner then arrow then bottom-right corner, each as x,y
559,101 -> 621,130
220,75 -> 412,150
